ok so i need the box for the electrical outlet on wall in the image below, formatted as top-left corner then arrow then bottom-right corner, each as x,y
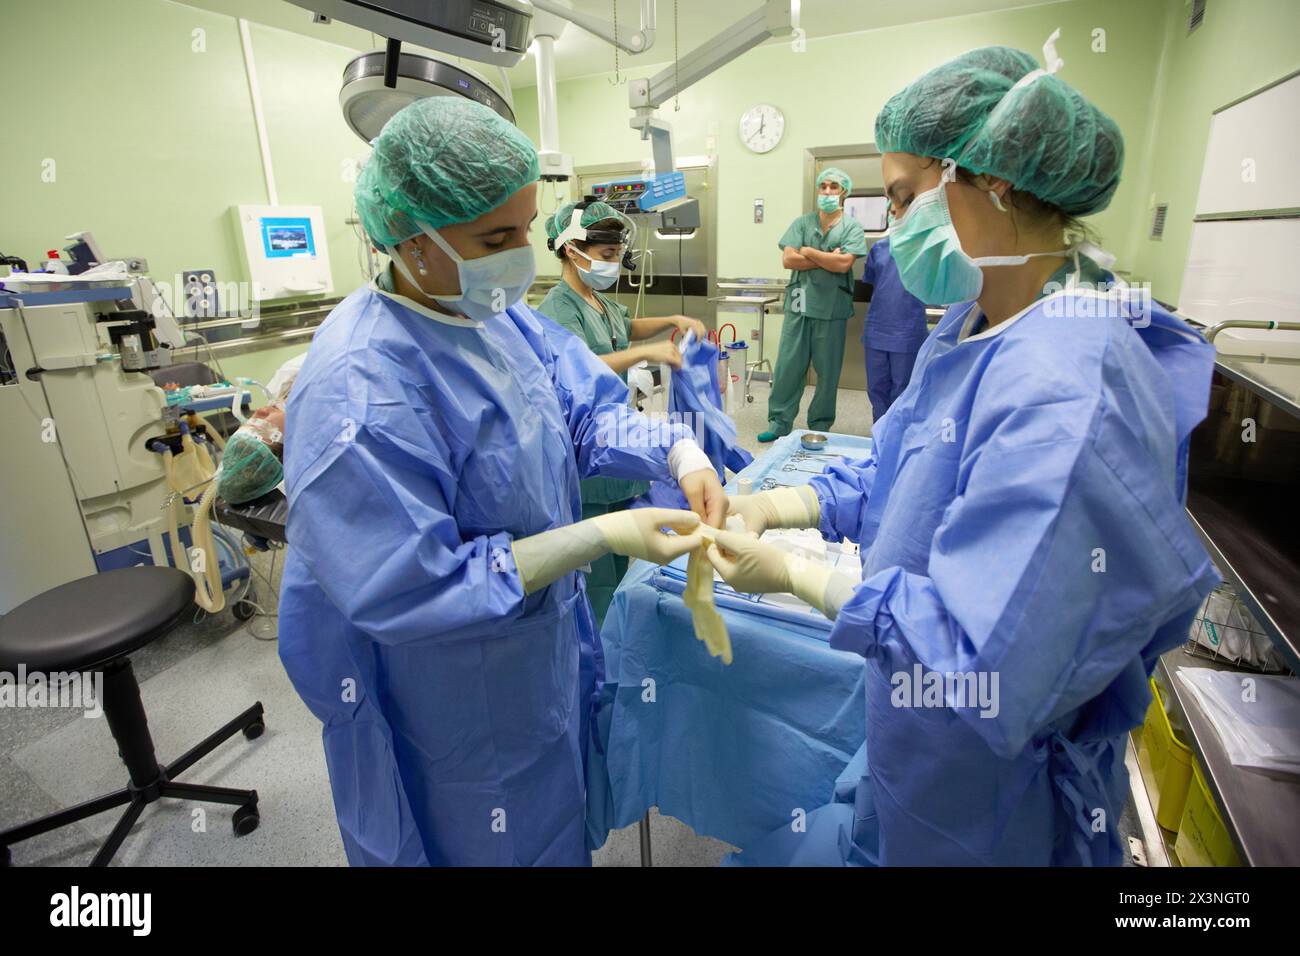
754,198 -> 765,224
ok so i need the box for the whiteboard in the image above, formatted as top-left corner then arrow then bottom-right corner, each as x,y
1179,218 -> 1300,352
1194,72 -> 1300,215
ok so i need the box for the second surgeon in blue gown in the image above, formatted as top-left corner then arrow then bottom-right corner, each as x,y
711,39 -> 1221,866
860,237 -> 929,421
277,97 -> 724,866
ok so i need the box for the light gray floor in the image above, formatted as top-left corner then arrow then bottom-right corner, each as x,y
0,538 -> 749,869
730,378 -> 875,448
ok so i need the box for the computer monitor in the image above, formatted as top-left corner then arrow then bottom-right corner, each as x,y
260,218 -> 316,259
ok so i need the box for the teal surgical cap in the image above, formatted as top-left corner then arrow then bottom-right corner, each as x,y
355,97 -> 541,247
874,44 -> 1124,216
545,201 -> 630,244
816,167 -> 853,194
217,431 -> 283,505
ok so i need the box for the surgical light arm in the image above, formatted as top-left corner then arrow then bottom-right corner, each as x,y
535,1 -> 792,177
630,0 -> 791,111
531,0 -> 656,54
627,0 -> 792,175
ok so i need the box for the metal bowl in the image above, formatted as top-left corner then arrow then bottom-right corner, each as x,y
800,432 -> 828,452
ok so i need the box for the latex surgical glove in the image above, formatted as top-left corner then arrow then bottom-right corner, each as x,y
725,485 -> 820,536
705,528 -> 793,594
595,507 -> 703,563
683,525 -> 732,665
680,468 -> 727,528
707,529 -> 856,621
512,508 -> 702,595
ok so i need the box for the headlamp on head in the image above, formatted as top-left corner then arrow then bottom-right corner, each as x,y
547,201 -> 638,270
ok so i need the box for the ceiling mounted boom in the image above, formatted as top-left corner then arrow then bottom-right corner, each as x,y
285,0 -> 534,67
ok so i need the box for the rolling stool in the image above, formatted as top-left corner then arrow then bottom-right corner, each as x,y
0,567 -> 265,866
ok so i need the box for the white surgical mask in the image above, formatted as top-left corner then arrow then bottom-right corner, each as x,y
569,247 -> 621,291
390,225 -> 536,321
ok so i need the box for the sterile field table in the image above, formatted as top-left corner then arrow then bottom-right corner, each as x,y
585,431 -> 872,859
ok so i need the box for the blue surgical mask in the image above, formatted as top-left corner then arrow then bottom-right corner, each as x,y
817,193 -> 841,213
390,226 -> 536,321
569,247 -> 621,291
888,181 -> 1067,305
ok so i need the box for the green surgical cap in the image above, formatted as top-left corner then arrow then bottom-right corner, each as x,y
874,45 -> 1124,216
545,201 -> 626,243
816,167 -> 853,194
355,97 -> 541,247
217,431 -> 283,505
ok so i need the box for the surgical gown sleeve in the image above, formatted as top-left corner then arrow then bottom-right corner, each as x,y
533,309 -> 691,483
286,379 -> 527,646
860,244 -> 880,288
810,455 -> 878,544
828,347 -> 1217,759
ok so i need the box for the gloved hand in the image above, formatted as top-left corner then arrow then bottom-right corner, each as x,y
706,528 -> 856,620
592,508 -> 703,562
725,485 -> 820,536
705,528 -> 793,594
513,508 -> 702,595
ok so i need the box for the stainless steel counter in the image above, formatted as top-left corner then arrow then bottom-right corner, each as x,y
166,297 -> 339,361
1155,651 -> 1300,866
1176,315 -> 1300,867
1214,352 -> 1300,419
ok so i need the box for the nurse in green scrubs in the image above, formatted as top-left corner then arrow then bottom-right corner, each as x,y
758,167 -> 869,442
538,200 -> 706,624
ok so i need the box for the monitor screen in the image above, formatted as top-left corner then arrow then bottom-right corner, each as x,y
260,217 -> 316,259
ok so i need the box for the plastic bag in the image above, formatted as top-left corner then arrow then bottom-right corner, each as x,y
1188,585 -> 1285,672
1175,667 -> 1300,778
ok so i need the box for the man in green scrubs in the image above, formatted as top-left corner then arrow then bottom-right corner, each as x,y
758,167 -> 868,442
537,200 -> 706,624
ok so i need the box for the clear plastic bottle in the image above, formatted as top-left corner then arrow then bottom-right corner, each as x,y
44,250 -> 69,274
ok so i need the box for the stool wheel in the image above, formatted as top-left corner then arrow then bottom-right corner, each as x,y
243,719 -> 265,740
232,803 -> 260,837
1,844 -> 10,867
746,394 -> 754,403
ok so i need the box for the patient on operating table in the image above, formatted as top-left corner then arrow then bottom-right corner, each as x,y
215,353 -> 301,505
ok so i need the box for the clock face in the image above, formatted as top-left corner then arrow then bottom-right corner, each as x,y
740,104 -> 784,154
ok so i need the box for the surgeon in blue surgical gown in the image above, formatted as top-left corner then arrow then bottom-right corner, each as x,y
276,97 -> 724,866
709,39 -> 1220,866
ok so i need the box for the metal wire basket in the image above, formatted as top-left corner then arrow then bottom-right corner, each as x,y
1184,582 -> 1287,673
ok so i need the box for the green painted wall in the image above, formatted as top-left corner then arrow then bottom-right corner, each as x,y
1,0 -> 267,292
1125,0 -> 1300,303
517,0 -> 1171,281
0,0 -> 372,391
3,0 -> 1295,389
